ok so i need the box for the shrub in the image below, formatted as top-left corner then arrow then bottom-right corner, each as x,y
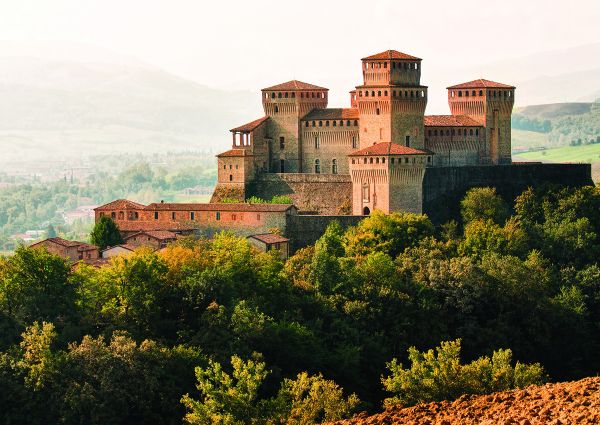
382,339 -> 546,408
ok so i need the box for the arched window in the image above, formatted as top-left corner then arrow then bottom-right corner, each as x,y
292,92 -> 295,98
271,92 -> 275,98
319,121 -> 323,127
332,159 -> 338,174
333,120 -> 337,127
376,108 -> 380,115
284,92 -> 288,98
118,211 -> 124,220
340,120 -> 344,127
376,157 -> 379,164
369,157 -> 374,164
363,206 -> 370,216
325,120 -> 329,127
315,159 -> 321,174
354,120 -> 358,126
378,91 -> 381,96
347,120 -> 351,126
111,212 -> 116,219
365,91 -> 369,97
300,93 -> 304,98
278,92 -> 282,98
479,90 -> 483,96
305,121 -> 309,127
229,174 -> 233,181
371,91 -> 375,97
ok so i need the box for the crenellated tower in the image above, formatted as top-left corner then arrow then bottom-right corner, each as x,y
447,79 -> 515,165
261,80 -> 328,173
355,50 -> 427,149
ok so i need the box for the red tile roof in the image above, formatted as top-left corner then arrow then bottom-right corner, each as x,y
217,149 -> 253,158
349,142 -> 430,156
424,115 -> 482,127
362,50 -> 421,61
125,230 -> 178,241
77,243 -> 98,252
146,203 -> 297,213
262,80 -> 328,91
102,244 -> 137,252
230,116 -> 269,132
302,108 -> 359,121
447,79 -> 515,89
30,237 -> 86,248
94,199 -> 146,211
248,233 -> 289,244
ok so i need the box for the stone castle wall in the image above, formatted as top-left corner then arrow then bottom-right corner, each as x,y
422,163 -> 593,224
285,214 -> 363,253
247,173 -> 352,215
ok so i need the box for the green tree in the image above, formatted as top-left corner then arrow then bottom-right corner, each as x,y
461,187 -> 509,225
90,216 -> 123,250
344,210 -> 434,258
45,224 -> 57,238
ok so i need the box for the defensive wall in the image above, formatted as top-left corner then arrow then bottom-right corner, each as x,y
284,214 -> 363,253
247,173 -> 353,215
421,163 -> 593,224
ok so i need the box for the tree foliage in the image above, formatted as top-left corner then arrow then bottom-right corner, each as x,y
89,216 -> 123,250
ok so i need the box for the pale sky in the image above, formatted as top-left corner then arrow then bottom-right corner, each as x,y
1,0 -> 599,111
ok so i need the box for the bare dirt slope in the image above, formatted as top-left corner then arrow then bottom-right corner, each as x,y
331,377 -> 600,425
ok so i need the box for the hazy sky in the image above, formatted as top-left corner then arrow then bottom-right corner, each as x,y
1,0 -> 599,110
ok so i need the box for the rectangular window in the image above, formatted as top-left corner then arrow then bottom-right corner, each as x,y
172,212 -> 176,220
216,212 -> 221,221
352,136 -> 358,149
362,184 -> 370,202
190,211 -> 195,220
232,214 -> 236,221
405,135 -> 410,147
279,136 -> 285,150
154,212 -> 159,220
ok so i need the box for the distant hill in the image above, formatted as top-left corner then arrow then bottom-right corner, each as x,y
516,102 -> 593,119
0,42 -> 260,166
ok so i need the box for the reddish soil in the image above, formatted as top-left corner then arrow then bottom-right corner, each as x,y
331,377 -> 600,425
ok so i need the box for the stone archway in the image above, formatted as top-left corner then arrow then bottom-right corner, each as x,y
363,206 -> 370,216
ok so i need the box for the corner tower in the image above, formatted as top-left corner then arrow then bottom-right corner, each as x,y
356,50 -> 427,150
261,80 -> 328,173
447,79 -> 515,165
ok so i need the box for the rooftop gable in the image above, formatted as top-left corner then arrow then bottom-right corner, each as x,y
362,50 -> 421,61
349,142 -> 430,156
262,80 -> 328,91
94,199 -> 146,211
230,116 -> 269,133
447,79 -> 515,89
248,233 -> 290,244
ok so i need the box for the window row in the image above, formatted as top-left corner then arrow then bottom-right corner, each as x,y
358,89 -> 426,98
150,211 -> 262,222
223,164 -> 240,170
265,91 -> 326,99
314,159 -> 338,174
304,119 -> 359,128
427,128 -> 480,137
351,156 -> 432,165
450,89 -> 513,99
364,61 -> 418,70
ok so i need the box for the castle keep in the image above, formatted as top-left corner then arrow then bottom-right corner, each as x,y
211,49 -> 525,215
94,49 -> 592,253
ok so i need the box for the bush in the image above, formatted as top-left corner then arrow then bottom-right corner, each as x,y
382,339 -> 546,408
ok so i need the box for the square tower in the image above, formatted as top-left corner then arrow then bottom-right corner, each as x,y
355,50 -> 427,150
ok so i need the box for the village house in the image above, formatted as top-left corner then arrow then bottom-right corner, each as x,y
30,237 -> 99,262
247,233 -> 290,259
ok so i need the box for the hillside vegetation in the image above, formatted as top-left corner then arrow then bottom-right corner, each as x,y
1,185 -> 600,423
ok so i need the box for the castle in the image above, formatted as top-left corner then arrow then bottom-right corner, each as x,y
211,49 -> 519,215
93,49 -> 592,253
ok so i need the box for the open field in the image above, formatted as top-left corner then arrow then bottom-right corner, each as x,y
511,129 -> 550,150
513,143 -> 600,163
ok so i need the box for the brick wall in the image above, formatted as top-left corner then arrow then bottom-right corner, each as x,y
285,214 -> 363,253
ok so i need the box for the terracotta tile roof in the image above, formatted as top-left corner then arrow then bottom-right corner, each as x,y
248,233 -> 289,244
102,244 -> 137,252
94,199 -> 146,211
262,80 -> 328,91
349,142 -> 431,156
424,115 -> 482,127
362,50 -> 421,61
77,243 -> 98,252
125,230 -> 178,241
113,221 -> 196,232
302,108 -> 359,121
447,79 -> 515,89
217,149 -> 253,158
30,237 -> 82,248
230,116 -> 269,132
146,203 -> 297,213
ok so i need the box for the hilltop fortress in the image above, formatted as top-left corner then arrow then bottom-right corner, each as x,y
95,49 -> 592,252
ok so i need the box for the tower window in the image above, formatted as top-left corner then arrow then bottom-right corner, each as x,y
284,92 -> 288,98
376,108 -> 380,115
216,212 -> 221,221
271,92 -> 275,98
278,92 -> 282,98
480,90 -> 483,96
333,120 -> 337,127
383,62 -> 387,69
458,91 -> 462,97
465,91 -> 469,97
365,91 -> 369,97
315,137 -> 320,149
315,159 -> 321,174
305,121 -> 309,127
384,90 -> 388,96
279,137 -> 285,150
472,90 -> 476,96
280,160 -> 285,173
172,212 -> 176,220
354,120 -> 358,126
319,121 -> 323,127
371,91 -> 375,97
470,129 -> 474,136
378,91 -> 381,96
362,184 -> 370,202
154,212 -> 159,220
352,136 -> 358,148
292,92 -> 295,98
312,121 -> 316,127
405,135 -> 410,147
340,120 -> 344,127
332,159 -> 338,174
190,212 -> 195,220
229,174 -> 233,181
326,120 -> 329,127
